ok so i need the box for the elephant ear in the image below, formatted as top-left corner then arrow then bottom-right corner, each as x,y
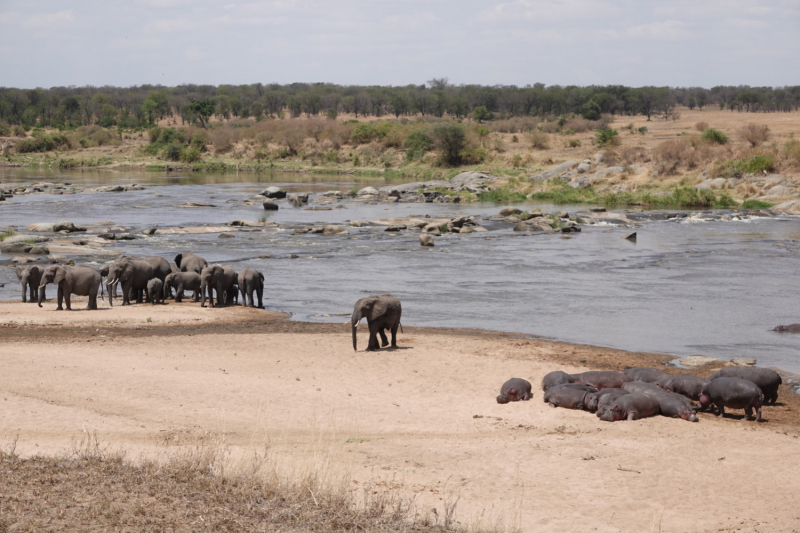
365,296 -> 391,321
175,253 -> 183,269
54,266 -> 67,285
259,273 -> 265,283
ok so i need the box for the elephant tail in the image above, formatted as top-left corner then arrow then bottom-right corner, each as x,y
100,281 -> 105,302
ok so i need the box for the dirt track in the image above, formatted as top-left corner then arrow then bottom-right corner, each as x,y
1,300 -> 799,532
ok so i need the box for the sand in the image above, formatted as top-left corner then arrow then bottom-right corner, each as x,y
1,300 -> 799,532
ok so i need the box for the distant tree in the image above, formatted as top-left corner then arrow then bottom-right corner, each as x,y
188,99 -> 214,128
427,77 -> 449,90
473,105 -> 491,123
141,99 -> 158,125
389,93 -> 408,118
579,100 -> 601,121
431,123 -> 465,166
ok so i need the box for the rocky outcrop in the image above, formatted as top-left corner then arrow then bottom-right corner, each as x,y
527,161 -> 579,182
260,186 -> 286,199
1,242 -> 50,254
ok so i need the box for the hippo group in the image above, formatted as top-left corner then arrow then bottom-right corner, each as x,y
497,364 -> 782,424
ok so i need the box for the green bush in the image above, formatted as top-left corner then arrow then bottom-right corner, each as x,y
180,147 -> 202,163
740,199 -> 773,209
638,126 -> 648,135
473,105 -> 491,123
782,140 -> 800,164
431,124 -> 466,166
477,187 -> 528,203
460,146 -> 486,165
565,138 -> 581,148
595,128 -> 619,147
164,143 -> 183,161
350,124 -> 374,145
148,127 -> 162,144
191,133 -> 207,151
739,155 -> 776,174
403,129 -> 433,160
579,100 -> 601,121
0,121 -> 10,136
701,128 -> 729,145
16,132 -> 71,153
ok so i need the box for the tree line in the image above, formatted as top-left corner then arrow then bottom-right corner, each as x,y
1,80 -> 798,131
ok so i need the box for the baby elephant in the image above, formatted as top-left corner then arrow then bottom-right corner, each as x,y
699,378 -> 763,421
147,278 -> 164,305
496,378 -> 533,404
598,393 -> 660,422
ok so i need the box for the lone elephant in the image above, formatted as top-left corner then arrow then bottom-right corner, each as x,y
15,264 -> 45,303
200,265 -> 237,307
38,264 -> 101,310
351,294 -> 402,352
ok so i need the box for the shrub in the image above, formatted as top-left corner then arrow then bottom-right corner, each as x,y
652,139 -> 694,174
164,143 -> 183,161
565,138 -> 581,148
191,133 -> 207,151
740,199 -> 773,209
460,146 -> 487,165
349,123 -> 374,145
473,105 -> 491,123
783,139 -> 800,165
431,124 -> 466,166
740,155 -> 775,174
595,128 -> 619,147
563,118 -> 591,133
701,128 -> 729,145
511,135 -> 519,143
477,187 -> 527,203
15,132 -> 71,153
739,123 -> 770,147
529,130 -> 550,150
638,126 -> 648,135
326,109 -> 338,120
148,127 -> 162,144
712,155 -> 776,178
180,147 -> 202,163
11,125 -> 26,137
539,122 -> 559,134
579,100 -> 601,121
0,121 -> 10,136
695,121 -> 709,132
403,129 -> 433,160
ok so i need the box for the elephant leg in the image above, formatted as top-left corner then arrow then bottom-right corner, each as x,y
175,282 -> 183,303
390,322 -> 399,347
366,321 -> 381,351
63,288 -> 72,311
379,328 -> 389,347
20,282 -> 27,303
137,286 -> 145,304
56,286 -> 64,310
32,285 -> 38,302
257,287 -> 263,308
88,290 -> 97,310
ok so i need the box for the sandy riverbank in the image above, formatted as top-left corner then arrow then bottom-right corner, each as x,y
1,300 -> 799,532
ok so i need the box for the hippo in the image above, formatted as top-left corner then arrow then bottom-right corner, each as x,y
571,371 -> 634,390
708,367 -> 782,405
622,367 -> 669,383
698,377 -> 763,421
541,371 -> 573,391
622,381 -> 665,397
655,375 -> 709,401
586,388 -> 629,412
496,378 -> 533,404
773,324 -> 800,333
543,384 -> 594,410
655,391 -> 698,422
598,393 -> 660,422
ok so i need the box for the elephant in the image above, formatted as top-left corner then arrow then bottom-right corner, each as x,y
147,278 -> 164,305
175,252 -> 208,275
238,268 -> 264,308
142,256 -> 171,283
38,264 -> 102,310
106,257 -> 155,306
15,264 -> 45,303
164,271 -> 202,302
351,294 -> 402,352
200,265 -> 237,307
98,262 -> 118,298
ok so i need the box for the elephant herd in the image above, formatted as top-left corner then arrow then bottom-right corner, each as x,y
14,252 -> 265,311
498,365 -> 783,423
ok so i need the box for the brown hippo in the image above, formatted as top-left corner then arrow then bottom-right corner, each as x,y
655,375 -> 709,401
698,377 -> 763,421
773,324 -> 800,333
543,383 -> 595,410
587,388 -> 629,413
571,371 -> 633,390
496,378 -> 533,404
598,393 -> 660,422
708,367 -> 782,405
622,367 -> 669,383
541,370 -> 573,391
654,391 -> 698,422
622,381 -> 665,397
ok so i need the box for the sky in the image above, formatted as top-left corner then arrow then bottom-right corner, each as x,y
1,0 -> 798,89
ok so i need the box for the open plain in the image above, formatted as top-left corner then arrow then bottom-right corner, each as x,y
2,300 -> 799,532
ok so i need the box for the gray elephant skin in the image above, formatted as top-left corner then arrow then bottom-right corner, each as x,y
106,257 -> 155,306
175,252 -> 208,274
238,268 -> 264,308
351,294 -> 402,352
98,263 -> 118,298
200,265 -> 237,307
147,278 -> 164,305
164,271 -> 201,302
38,265 -> 101,310
16,264 -> 45,303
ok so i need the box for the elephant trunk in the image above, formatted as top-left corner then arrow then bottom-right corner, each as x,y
351,311 -> 361,351
107,278 -> 117,307
38,284 -> 45,307
200,282 -> 208,307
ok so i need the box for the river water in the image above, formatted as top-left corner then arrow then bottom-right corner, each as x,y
2,168 -> 800,374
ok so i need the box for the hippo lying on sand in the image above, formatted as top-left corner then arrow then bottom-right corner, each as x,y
623,381 -> 665,397
571,371 -> 633,390
541,371 -> 573,391
623,367 -> 668,383
587,388 -> 628,412
654,391 -> 698,422
496,378 -> 533,404
598,393 -> 660,422
708,367 -> 782,405
655,375 -> 709,401
699,377 -> 763,421
543,383 -> 596,410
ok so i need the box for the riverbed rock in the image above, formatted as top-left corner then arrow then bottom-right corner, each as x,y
419,234 -> 434,247
260,186 -> 286,199
2,235 -> 49,244
262,200 -> 279,210
288,192 -> 309,207
623,232 -> 637,242
593,151 -> 606,165
762,185 -> 795,198
323,225 -> 347,235
1,242 -> 50,254
679,355 -> 724,368
499,207 -> 522,217
730,357 -> 757,367
26,223 -> 56,232
357,186 -> 380,196
385,225 -> 406,232
218,232 -> 234,239
695,178 -> 729,190
142,227 -> 158,235
577,162 -> 592,174
527,161 -> 579,182
97,233 -> 116,240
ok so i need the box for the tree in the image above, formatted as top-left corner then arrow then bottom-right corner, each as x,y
188,99 -> 214,128
389,93 -> 408,118
579,100 -> 601,120
473,105 -> 491,123
431,123 -> 465,166
141,98 -> 158,125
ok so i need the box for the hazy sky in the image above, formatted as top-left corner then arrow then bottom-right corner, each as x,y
1,0 -> 798,89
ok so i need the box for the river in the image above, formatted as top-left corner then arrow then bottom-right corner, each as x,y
2,168 -> 800,373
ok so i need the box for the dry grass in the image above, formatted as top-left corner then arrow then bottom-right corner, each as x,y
0,433 -> 487,533
738,123 -> 771,147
